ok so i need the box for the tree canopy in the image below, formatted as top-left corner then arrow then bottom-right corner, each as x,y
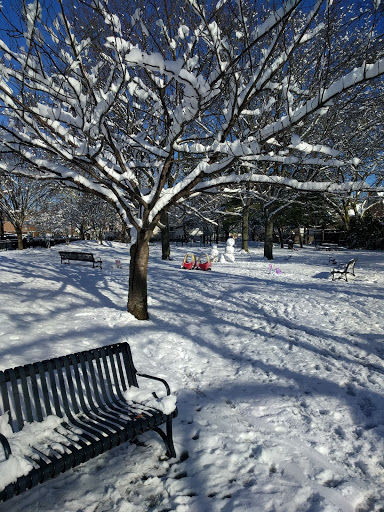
0,0 -> 383,318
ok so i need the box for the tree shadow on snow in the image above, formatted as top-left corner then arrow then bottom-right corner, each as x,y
312,271 -> 332,279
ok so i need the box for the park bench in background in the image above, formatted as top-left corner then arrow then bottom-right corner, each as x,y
331,258 -> 358,281
59,251 -> 102,268
316,243 -> 346,251
0,342 -> 177,502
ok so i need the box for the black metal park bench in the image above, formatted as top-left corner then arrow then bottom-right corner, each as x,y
331,258 -> 358,281
0,342 -> 177,502
59,251 -> 102,268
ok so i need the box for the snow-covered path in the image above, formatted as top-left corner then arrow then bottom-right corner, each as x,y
0,241 -> 383,511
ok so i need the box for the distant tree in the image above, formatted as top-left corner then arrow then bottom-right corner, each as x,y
0,172 -> 51,249
79,194 -> 119,244
31,189 -> 120,241
30,201 -> 69,237
275,194 -> 334,243
346,213 -> 384,249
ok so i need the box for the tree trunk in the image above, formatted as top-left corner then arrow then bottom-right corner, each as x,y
0,211 -> 4,239
276,222 -> 284,248
183,223 -> 189,244
121,223 -> 130,243
264,216 -> 274,260
96,228 -> 103,244
297,227 -> 303,248
15,226 -> 24,250
242,200 -> 250,252
160,211 -> 171,260
343,204 -> 351,230
127,230 -> 150,320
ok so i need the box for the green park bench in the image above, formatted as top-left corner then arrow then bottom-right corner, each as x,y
0,342 -> 177,502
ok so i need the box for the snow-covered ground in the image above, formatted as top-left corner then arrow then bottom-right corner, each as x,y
0,240 -> 383,512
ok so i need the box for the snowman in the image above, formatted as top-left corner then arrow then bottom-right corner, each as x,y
211,244 -> 219,262
224,237 -> 235,262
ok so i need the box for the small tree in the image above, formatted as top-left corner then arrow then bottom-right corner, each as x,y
0,172 -> 50,249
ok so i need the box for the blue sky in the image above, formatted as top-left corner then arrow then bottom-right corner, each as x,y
0,0 -> 61,50
0,1 -> 23,49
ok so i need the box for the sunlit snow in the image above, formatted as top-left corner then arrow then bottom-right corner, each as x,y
0,240 -> 383,511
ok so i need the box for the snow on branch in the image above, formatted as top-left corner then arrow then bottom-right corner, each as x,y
193,173 -> 379,194
0,0 -> 383,236
260,59 -> 384,142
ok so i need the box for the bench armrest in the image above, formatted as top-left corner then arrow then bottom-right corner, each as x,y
136,373 -> 171,396
0,433 -> 11,460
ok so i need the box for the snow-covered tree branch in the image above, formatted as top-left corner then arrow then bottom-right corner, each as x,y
0,0 -> 383,318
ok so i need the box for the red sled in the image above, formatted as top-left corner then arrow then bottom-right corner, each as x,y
181,253 -> 196,270
196,253 -> 212,271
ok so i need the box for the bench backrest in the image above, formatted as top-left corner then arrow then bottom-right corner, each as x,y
0,343 -> 138,433
346,258 -> 357,270
59,252 -> 94,261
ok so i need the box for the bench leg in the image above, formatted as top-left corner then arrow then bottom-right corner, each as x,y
153,417 -> 176,458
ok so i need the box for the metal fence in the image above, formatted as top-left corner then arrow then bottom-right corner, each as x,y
0,237 -> 77,251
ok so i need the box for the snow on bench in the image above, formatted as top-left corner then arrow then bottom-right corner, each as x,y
0,343 -> 177,502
